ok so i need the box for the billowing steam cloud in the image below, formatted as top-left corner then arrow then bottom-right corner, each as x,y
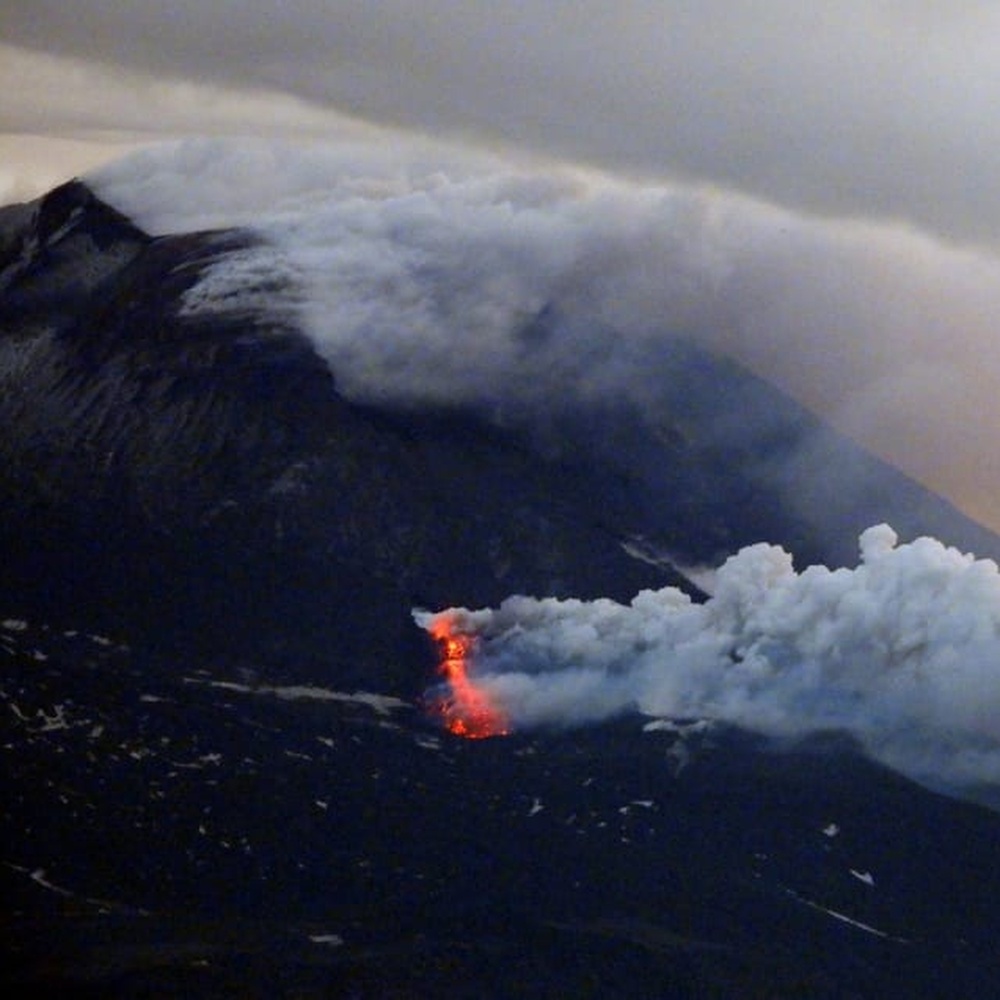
418,525 -> 1000,796
90,137 -> 1000,531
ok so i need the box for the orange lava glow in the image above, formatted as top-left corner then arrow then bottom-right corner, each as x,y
428,617 -> 509,739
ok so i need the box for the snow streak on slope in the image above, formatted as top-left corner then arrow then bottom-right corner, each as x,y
89,137 -> 1000,529
419,526 -> 1000,795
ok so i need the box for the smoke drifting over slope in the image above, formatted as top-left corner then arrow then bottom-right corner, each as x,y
91,138 -> 1000,531
419,525 -> 1000,794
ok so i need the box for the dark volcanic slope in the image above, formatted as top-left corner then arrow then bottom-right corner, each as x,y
0,181 -> 680,691
4,619 -> 1000,998
5,184 -> 1000,998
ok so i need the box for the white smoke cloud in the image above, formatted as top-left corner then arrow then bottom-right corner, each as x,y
418,526 -> 1000,795
89,138 -> 1000,531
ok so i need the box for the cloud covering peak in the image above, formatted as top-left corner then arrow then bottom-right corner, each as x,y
89,139 -> 1000,533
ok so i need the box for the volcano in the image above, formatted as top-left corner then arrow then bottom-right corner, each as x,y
3,175 -> 1000,996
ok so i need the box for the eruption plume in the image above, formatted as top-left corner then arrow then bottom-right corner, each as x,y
417,526 -> 1000,797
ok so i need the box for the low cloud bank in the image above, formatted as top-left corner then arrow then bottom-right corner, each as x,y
419,526 -> 1000,795
90,138 -> 1000,530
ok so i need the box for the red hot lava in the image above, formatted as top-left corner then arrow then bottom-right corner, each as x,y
427,617 -> 509,739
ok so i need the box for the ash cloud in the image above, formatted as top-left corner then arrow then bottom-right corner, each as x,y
91,138 -> 1000,532
418,525 -> 1000,796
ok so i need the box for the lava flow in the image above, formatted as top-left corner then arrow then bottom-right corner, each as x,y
427,617 -> 509,739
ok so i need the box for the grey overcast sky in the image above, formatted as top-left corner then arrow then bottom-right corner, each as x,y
4,1 -> 1000,247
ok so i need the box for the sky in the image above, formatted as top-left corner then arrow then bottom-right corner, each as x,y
4,2 -> 1000,531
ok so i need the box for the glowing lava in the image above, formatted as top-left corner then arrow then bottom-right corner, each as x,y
427,617 -> 509,739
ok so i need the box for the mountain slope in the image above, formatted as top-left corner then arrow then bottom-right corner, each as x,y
0,181 -> 681,691
4,617 -> 1000,997
4,180 -> 1000,997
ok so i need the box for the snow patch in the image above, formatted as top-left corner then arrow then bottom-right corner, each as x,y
183,677 -> 408,715
308,934 -> 344,947
789,890 -> 905,942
